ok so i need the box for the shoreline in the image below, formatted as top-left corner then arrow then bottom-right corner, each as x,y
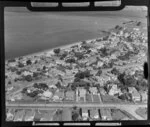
6,36 -> 102,61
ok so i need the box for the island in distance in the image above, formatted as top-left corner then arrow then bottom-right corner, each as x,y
5,21 -> 148,121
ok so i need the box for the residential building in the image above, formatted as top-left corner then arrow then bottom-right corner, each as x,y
78,88 -> 86,101
99,87 -> 106,95
108,84 -> 121,96
24,109 -> 35,121
89,87 -> 98,95
6,110 -> 14,121
132,90 -> 141,102
13,110 -> 25,121
140,91 -> 147,103
54,90 -> 64,100
128,87 -> 137,94
42,90 -> 53,98
65,90 -> 75,100
89,109 -> 99,120
82,108 -> 89,121
100,108 -> 112,120
128,87 -> 141,102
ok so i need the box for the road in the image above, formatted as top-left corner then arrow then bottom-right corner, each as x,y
6,103 -> 147,120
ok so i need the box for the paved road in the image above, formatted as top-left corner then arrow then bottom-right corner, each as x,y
6,103 -> 147,120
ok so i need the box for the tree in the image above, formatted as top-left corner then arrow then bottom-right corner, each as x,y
111,67 -> 120,75
24,75 -> 32,82
137,22 -> 141,26
16,70 -> 21,75
33,72 -> 39,78
26,59 -> 32,65
118,93 -> 127,101
55,81 -> 61,89
74,77 -> 80,82
74,52 -> 84,60
43,66 -> 46,70
34,82 -> 48,90
60,51 -> 68,60
21,87 -> 27,94
18,62 -> 24,68
27,90 -> 39,98
8,81 -> 11,84
96,69 -> 102,76
117,72 -> 126,85
75,70 -> 91,79
124,75 -> 137,87
100,47 -> 109,57
65,58 -> 76,63
53,48 -> 60,55
72,112 -> 79,121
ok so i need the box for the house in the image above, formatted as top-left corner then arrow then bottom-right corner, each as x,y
42,90 -> 53,98
78,88 -> 86,102
54,90 -> 64,100
52,95 -> 60,101
24,109 -> 35,121
99,87 -> 106,95
13,110 -> 25,121
128,87 -> 141,102
99,108 -> 112,120
22,71 -> 33,76
9,62 -> 17,67
132,90 -> 141,102
140,91 -> 147,103
108,84 -> 121,96
89,87 -> 98,95
6,85 -> 14,92
128,87 -> 137,94
89,109 -> 99,120
10,93 -> 23,101
82,108 -> 89,120
6,111 -> 14,121
65,90 -> 75,101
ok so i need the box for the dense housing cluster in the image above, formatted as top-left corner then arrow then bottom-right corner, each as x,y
5,21 -> 148,121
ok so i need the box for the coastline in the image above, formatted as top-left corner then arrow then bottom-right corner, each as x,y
10,36 -> 102,60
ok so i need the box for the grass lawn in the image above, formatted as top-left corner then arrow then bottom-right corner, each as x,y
101,94 -> 124,104
86,93 -> 93,103
93,94 -> 100,103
